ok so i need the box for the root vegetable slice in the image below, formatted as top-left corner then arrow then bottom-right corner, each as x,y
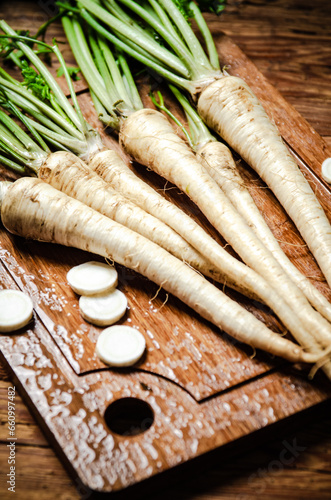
79,289 -> 127,326
322,158 -> 331,184
96,325 -> 146,367
0,289 -> 33,333
67,261 -> 118,296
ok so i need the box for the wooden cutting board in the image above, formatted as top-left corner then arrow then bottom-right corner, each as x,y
1,27 -> 331,496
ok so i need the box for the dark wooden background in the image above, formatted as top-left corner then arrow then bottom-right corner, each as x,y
0,0 -> 331,498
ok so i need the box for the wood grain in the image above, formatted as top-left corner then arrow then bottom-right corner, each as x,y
1,0 -> 331,499
1,254 -> 330,494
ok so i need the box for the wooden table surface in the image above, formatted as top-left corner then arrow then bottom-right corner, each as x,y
1,0 -> 331,498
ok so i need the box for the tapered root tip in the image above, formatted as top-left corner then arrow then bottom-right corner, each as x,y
307,345 -> 331,380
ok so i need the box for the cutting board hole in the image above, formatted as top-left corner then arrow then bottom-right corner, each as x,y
104,398 -> 154,436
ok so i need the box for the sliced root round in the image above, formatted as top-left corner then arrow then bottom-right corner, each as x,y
79,289 -> 127,326
321,158 -> 331,184
0,289 -> 33,333
96,325 -> 146,367
67,261 -> 118,296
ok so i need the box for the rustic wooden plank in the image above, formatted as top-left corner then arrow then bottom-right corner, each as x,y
0,423 -> 48,447
0,382 -> 42,425
0,446 -> 79,500
210,0 -> 331,138
0,380 -> 49,446
154,469 -> 331,500
1,445 -> 330,500
0,362 -> 10,382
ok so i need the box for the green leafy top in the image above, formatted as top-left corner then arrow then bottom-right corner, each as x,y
58,0 -> 225,92
0,29 -> 53,68
174,0 -> 227,18
56,65 -> 80,80
0,21 -> 103,163
197,0 -> 227,15
0,36 -> 14,58
173,0 -> 194,20
21,60 -> 52,101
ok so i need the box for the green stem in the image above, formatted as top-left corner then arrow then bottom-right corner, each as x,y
5,99 -> 51,152
35,10 -> 65,39
97,35 -> 131,106
24,117 -> 89,155
88,30 -> 117,100
116,0 -> 199,77
185,113 -> 201,146
0,134 -> 39,171
3,87 -> 84,143
62,16 -> 117,117
102,0 -> 133,22
150,90 -> 193,149
0,153 -> 28,174
90,89 -> 118,128
6,50 -> 23,69
48,93 -> 70,121
39,136 -> 71,153
189,1 -> 220,70
0,107 -> 45,154
78,8 -> 195,93
158,0 -> 212,71
169,85 -> 215,148
52,43 -> 88,134
148,0 -> 183,42
117,54 -> 143,111
69,15 -> 140,116
0,21 -> 82,131
0,67 -> 18,85
115,30 -> 169,69
0,122 -> 39,161
77,0 -> 190,78
103,0 -> 157,40
0,33 -> 51,51
0,76 -> 84,140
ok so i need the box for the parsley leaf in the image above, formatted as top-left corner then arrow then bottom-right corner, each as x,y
173,0 -> 194,20
57,66 -> 81,81
21,60 -> 52,101
197,0 -> 227,15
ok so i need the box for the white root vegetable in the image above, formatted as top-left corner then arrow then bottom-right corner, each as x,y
119,108 -> 331,349
197,141 -> 331,325
67,261 -> 118,295
79,288 -> 127,326
0,181 -> 12,211
96,325 -> 146,367
0,289 -> 34,333
89,149 -> 259,300
197,75 -> 331,289
89,148 -> 330,345
197,141 -> 331,380
0,177 -> 323,364
39,151 -> 232,288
